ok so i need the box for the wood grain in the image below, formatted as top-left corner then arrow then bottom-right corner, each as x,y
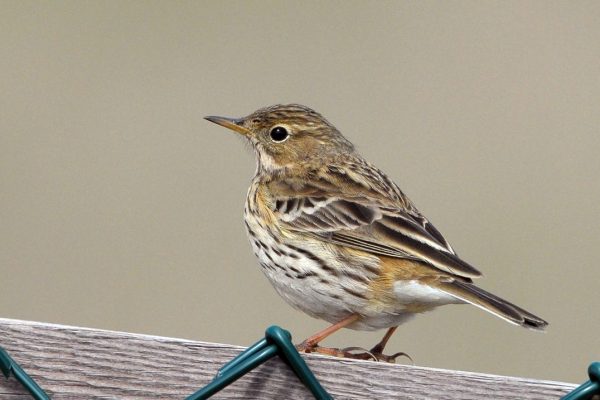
0,318 -> 575,399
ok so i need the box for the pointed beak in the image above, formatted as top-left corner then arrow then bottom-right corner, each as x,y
204,115 -> 250,137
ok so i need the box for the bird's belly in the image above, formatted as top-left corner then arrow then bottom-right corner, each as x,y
243,215 -> 458,330
250,237 -> 356,321
244,216 -> 374,321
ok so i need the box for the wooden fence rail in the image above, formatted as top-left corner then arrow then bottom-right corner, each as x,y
0,318 -> 576,399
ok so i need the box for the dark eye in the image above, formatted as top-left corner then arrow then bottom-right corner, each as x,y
269,126 -> 289,142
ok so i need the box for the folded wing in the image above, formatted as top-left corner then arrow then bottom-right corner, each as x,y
274,194 -> 482,279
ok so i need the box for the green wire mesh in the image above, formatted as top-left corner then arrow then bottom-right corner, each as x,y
2,327 -> 598,400
186,325 -> 332,399
0,326 -> 331,400
0,346 -> 50,400
561,362 -> 600,400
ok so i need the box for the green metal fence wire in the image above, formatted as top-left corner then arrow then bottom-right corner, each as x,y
1,326 -> 598,400
0,325 -> 331,399
561,362 -> 600,400
187,325 -> 332,399
0,346 -> 50,400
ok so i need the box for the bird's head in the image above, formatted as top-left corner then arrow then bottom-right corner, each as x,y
205,104 -> 354,173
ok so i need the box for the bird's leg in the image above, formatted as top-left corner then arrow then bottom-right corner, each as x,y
370,326 -> 398,355
369,326 -> 411,363
296,317 -> 410,362
296,314 -> 360,354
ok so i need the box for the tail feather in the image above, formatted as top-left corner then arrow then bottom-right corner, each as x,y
439,280 -> 548,331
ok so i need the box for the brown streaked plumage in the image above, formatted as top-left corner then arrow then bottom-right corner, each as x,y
205,104 -> 548,361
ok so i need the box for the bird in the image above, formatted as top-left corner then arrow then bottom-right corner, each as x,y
205,104 -> 548,361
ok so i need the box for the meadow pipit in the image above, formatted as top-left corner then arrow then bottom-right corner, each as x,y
205,104 -> 547,361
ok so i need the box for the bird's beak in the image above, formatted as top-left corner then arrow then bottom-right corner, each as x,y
204,115 -> 250,137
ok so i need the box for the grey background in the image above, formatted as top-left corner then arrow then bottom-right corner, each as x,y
2,1 -> 599,383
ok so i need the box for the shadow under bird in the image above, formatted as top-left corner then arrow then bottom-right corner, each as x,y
205,104 -> 548,361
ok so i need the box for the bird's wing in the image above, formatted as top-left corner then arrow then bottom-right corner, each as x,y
271,181 -> 481,279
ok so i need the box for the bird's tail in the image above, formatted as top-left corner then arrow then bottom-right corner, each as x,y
438,280 -> 548,331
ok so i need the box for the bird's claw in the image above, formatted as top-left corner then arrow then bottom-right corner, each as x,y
342,346 -> 413,363
296,343 -> 376,360
296,343 -> 349,358
296,342 -> 412,364
374,351 -> 413,364
339,346 -> 378,361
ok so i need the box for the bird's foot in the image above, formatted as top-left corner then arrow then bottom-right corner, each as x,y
296,342 -> 412,363
296,342 -> 350,358
295,340 -> 318,353
296,342 -> 373,359
342,346 -> 413,363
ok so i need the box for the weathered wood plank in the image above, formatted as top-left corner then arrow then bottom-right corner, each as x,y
0,318 -> 575,399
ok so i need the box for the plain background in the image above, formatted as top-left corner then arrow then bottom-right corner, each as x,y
2,1 -> 599,384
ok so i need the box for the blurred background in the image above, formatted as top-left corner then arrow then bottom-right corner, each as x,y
1,1 -> 599,384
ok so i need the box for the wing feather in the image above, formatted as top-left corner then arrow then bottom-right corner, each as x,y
274,194 -> 482,279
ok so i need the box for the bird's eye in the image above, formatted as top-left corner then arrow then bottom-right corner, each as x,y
269,126 -> 289,142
